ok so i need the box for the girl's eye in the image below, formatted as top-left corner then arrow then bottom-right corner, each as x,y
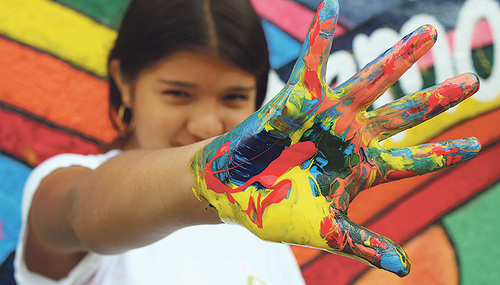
162,90 -> 191,98
222,93 -> 251,108
223,94 -> 249,102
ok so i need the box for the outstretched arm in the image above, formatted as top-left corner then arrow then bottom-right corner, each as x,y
191,0 -> 480,277
26,141 -> 219,279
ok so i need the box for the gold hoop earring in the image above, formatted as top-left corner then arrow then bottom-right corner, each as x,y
117,104 -> 134,137
117,104 -> 126,123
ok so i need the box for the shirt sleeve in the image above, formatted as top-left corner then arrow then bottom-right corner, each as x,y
14,151 -> 120,285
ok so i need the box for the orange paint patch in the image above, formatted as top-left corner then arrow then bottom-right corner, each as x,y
354,225 -> 458,284
290,245 -> 323,267
0,37 -> 118,143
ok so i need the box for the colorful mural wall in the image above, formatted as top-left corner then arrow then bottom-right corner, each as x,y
1,0 -> 499,284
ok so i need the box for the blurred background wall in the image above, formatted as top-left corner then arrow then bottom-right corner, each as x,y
1,0 -> 499,284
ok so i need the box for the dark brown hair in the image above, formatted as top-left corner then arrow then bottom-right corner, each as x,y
107,0 -> 270,135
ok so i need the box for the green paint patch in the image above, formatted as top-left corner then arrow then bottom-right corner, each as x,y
54,0 -> 131,29
443,181 -> 500,285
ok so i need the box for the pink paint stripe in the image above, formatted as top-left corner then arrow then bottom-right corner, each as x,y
449,19 -> 493,52
250,0 -> 345,41
418,19 -> 492,70
252,0 -> 491,69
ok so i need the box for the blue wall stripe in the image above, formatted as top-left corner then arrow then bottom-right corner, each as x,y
262,19 -> 302,70
0,154 -> 32,262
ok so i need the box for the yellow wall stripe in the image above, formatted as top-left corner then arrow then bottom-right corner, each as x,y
0,0 -> 116,77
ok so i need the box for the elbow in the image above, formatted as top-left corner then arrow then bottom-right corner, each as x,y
70,206 -> 125,255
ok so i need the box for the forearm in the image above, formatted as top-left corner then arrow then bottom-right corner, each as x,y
67,140 -> 219,254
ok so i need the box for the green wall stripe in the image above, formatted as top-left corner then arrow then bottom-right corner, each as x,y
53,0 -> 131,30
443,181 -> 500,285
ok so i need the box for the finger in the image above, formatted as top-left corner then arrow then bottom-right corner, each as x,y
368,72 -> 480,141
321,207 -> 410,276
376,137 -> 481,182
288,0 -> 339,90
336,25 -> 437,109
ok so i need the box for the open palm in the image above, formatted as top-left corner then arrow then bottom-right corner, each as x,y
192,0 -> 480,277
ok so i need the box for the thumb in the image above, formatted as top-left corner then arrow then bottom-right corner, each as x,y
288,0 -> 339,86
320,207 -> 411,277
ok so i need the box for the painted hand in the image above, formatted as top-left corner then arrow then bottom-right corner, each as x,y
191,0 -> 480,277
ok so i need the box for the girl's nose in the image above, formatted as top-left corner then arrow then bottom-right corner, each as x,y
186,105 -> 225,140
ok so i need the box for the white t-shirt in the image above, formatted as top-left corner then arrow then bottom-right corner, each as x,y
14,151 -> 305,285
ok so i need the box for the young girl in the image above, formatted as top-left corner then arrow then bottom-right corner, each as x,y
15,0 -> 304,283
15,0 -> 481,283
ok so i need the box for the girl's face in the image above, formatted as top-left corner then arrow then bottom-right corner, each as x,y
113,51 -> 258,149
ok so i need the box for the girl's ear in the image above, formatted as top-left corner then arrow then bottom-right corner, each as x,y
109,59 -> 133,107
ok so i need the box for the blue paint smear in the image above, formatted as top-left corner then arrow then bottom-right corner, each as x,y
379,250 -> 409,277
300,159 -> 312,170
309,177 -> 320,196
0,154 -> 32,262
344,144 -> 354,157
213,130 -> 289,187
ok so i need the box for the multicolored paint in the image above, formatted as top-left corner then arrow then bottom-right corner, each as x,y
191,0 -> 481,277
1,0 -> 499,283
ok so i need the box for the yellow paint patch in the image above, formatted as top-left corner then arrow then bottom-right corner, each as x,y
364,236 -> 372,247
380,152 -> 412,170
367,169 -> 378,188
0,0 -> 116,77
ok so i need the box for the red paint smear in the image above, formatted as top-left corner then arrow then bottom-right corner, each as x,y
320,215 -> 344,249
205,141 -> 317,227
426,84 -> 465,116
307,2 -> 323,52
370,235 -> 387,250
403,105 -> 424,117
386,169 -> 420,180
304,68 -> 322,101
320,210 -> 385,264
301,3 -> 337,116
377,36 -> 411,79
306,7 -> 335,71
302,10 -> 324,100
333,111 -> 359,141
446,154 -> 464,166
302,141 -> 500,284
0,107 -> 100,166
345,27 -> 435,111
420,145 -> 460,167
378,27 -> 426,79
